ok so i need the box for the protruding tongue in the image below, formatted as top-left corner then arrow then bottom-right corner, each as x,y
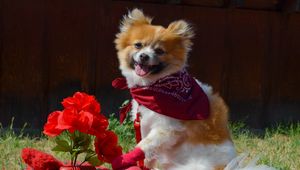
135,64 -> 150,76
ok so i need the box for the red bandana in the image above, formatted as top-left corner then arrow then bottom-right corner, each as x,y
112,70 -> 210,123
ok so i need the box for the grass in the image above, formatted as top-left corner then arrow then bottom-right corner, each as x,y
0,117 -> 299,170
0,118 -> 53,169
230,122 -> 300,170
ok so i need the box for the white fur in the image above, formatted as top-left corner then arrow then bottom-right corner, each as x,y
117,9 -> 276,169
196,79 -> 213,96
128,79 -> 277,170
169,141 -> 236,170
130,80 -> 237,170
133,46 -> 159,66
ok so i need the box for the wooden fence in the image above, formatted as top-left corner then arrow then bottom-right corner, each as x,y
0,0 -> 300,128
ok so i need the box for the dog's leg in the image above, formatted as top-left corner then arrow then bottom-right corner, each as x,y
137,127 -> 183,168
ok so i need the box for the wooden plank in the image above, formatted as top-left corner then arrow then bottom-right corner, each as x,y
181,0 -> 227,7
0,0 -> 45,128
267,13 -> 300,124
95,0 -> 125,115
278,14 -> 300,101
181,7 -> 228,93
282,0 -> 300,12
232,0 -> 282,10
226,10 -> 272,127
0,0 -> 3,127
261,13 -> 282,126
131,0 -> 165,3
45,0 -> 98,112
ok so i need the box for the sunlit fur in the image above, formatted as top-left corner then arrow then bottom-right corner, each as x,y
115,9 -> 193,87
115,9 -> 276,170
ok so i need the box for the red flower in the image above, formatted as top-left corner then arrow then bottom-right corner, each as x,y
43,92 -> 108,137
43,111 -> 65,137
40,92 -> 122,169
88,114 -> 109,136
62,92 -> 100,116
56,109 -> 77,132
62,109 -> 108,136
95,131 -> 123,163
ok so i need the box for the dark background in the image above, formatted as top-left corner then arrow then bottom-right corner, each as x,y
0,0 -> 300,129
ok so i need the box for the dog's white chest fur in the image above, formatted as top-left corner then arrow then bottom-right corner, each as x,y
129,82 -> 236,170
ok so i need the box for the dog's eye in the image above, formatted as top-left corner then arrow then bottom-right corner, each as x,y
134,42 -> 143,49
155,48 -> 165,55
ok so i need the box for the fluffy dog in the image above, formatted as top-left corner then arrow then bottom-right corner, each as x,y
112,9 -> 276,170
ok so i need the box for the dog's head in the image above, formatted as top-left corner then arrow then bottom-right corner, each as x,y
115,9 -> 194,87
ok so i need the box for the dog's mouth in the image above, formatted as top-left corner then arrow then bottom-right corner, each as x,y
133,61 -> 165,77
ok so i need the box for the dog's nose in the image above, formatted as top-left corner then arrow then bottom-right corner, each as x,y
140,53 -> 149,63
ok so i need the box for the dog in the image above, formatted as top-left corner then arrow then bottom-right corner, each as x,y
112,9 -> 276,170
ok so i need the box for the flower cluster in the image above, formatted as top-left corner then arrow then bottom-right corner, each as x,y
42,92 -> 122,165
43,92 -> 108,137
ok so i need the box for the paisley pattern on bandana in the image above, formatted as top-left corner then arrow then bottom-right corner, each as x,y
146,70 -> 193,102
112,69 -> 210,121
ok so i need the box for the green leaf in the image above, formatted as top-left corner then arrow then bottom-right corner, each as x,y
57,130 -> 71,141
52,144 -> 71,152
86,154 -> 103,166
78,135 -> 91,147
71,131 -> 92,152
55,138 -> 72,150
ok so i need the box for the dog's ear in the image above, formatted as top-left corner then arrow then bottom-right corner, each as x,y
119,8 -> 152,32
167,20 -> 194,39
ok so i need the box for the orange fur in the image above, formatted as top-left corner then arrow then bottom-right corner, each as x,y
115,9 -> 231,146
214,165 -> 226,170
115,9 -> 193,76
181,93 -> 231,145
114,9 -> 236,169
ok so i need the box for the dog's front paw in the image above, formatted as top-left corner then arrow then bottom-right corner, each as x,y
112,147 -> 145,170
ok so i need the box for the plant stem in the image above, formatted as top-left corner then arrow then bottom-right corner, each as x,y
79,153 -> 96,166
74,153 -> 78,167
70,133 -> 74,166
